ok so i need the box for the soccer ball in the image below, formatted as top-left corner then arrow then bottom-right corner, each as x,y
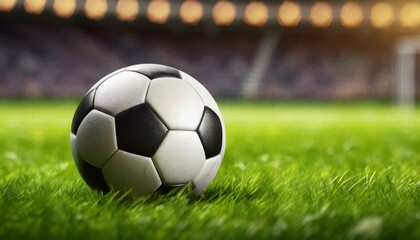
70,64 -> 226,197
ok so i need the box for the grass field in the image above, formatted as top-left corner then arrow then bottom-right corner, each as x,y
0,100 -> 419,239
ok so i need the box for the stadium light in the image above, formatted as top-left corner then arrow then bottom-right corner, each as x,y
309,2 -> 333,28
24,0 -> 46,14
399,2 -> 420,28
147,0 -> 171,24
277,1 -> 301,27
244,1 -> 268,27
340,2 -> 363,28
371,2 -> 394,28
212,1 -> 236,26
180,0 -> 203,26
84,0 -> 108,20
53,0 -> 76,18
116,0 -> 139,22
0,0 -> 17,12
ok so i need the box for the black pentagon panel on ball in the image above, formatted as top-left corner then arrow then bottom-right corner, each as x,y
115,104 -> 168,157
71,90 -> 95,134
156,184 -> 183,194
126,64 -> 181,80
77,158 -> 110,193
197,107 -> 223,159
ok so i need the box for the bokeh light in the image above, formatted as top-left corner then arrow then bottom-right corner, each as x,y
0,0 -> 17,12
340,2 -> 363,28
399,2 -> 420,28
24,0 -> 46,14
147,0 -> 171,24
180,0 -> 203,25
244,1 -> 268,27
309,2 -> 333,28
278,1 -> 301,27
116,0 -> 139,22
213,1 -> 236,26
371,2 -> 394,28
53,0 -> 76,18
84,0 -> 108,20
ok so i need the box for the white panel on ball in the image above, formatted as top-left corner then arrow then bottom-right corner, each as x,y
192,155 -> 222,195
220,121 -> 226,160
180,71 -> 227,159
88,67 -> 126,93
102,150 -> 162,197
95,71 -> 150,116
153,130 -> 205,185
70,134 -> 81,169
180,71 -> 222,117
76,110 -> 117,168
146,77 -> 204,130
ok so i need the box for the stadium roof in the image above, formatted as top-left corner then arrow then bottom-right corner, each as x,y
1,0 -> 420,33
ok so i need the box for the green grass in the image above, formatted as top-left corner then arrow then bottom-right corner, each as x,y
0,100 -> 419,239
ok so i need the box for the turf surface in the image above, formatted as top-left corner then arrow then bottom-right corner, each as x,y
0,101 -> 419,239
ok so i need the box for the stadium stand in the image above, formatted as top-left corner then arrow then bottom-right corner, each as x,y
0,0 -> 419,102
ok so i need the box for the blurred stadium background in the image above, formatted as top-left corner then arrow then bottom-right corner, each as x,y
1,0 -> 420,106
